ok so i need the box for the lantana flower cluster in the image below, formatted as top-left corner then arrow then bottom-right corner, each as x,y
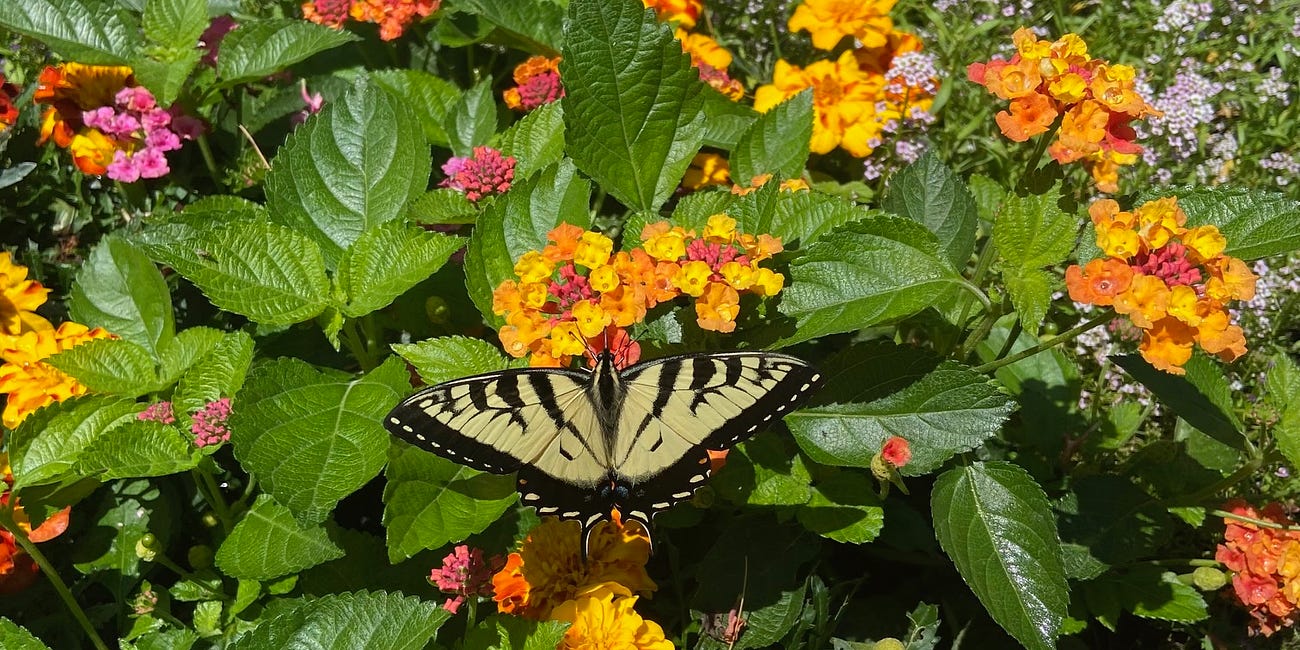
440,146 -> 516,202
491,513 -> 672,649
428,544 -> 504,614
503,56 -> 564,112
492,217 -> 785,367
755,2 -> 939,159
139,399 -> 234,447
34,63 -> 200,179
1065,196 -> 1257,374
1215,501 -> 1300,636
967,28 -> 1162,193
302,0 -> 440,41
0,76 -> 18,135
1,453 -> 71,595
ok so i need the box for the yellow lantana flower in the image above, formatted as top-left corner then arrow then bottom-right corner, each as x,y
0,253 -> 52,336
574,232 -> 615,270
553,588 -> 674,650
754,51 -> 885,157
788,0 -> 897,50
0,322 -> 114,428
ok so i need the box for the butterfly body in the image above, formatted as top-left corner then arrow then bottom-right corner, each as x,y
385,349 -> 822,554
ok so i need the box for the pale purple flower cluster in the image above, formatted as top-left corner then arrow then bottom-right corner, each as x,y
1230,256 -> 1300,341
1194,128 -> 1237,185
1259,152 -> 1300,188
1141,63 -> 1223,164
1253,67 -> 1291,105
191,398 -> 232,447
83,86 -> 202,183
885,51 -> 940,98
1152,0 -> 1213,34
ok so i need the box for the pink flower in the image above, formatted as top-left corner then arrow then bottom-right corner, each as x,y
191,398 -> 232,447
135,148 -> 170,179
146,128 -> 181,151
116,86 -> 157,112
881,436 -> 911,468
107,150 -> 141,183
428,545 -> 503,614
199,16 -> 237,67
138,401 -> 176,424
439,146 -> 516,202
141,108 -> 172,132
170,113 -> 204,140
81,106 -> 116,131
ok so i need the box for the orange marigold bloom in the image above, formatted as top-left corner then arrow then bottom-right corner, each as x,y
682,153 -> 731,191
0,322 -> 114,428
492,513 -> 656,620
1064,257 -> 1133,306
788,0 -> 897,50
676,30 -> 732,71
753,51 -> 885,157
34,63 -> 134,174
642,0 -> 701,29
0,252 -> 53,336
552,588 -> 674,650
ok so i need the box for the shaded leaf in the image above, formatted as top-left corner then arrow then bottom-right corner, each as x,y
1112,354 -> 1244,448
338,222 -> 465,317
0,0 -> 137,64
216,19 -> 358,85
730,90 -> 812,183
796,469 -> 884,544
226,591 -> 450,650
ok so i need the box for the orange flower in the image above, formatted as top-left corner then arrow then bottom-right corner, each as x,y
0,252 -> 53,336
1049,99 -> 1109,164
348,0 -> 440,41
676,30 -> 732,70
1138,317 -> 1195,374
642,0 -> 701,28
34,62 -> 133,175
552,588 -> 674,650
1112,274 -> 1169,329
696,282 -> 740,333
753,51 -> 885,157
995,92 -> 1057,142
544,222 -> 586,262
1216,501 -> 1300,636
682,153 -> 731,191
492,512 -> 656,620
788,0 -> 897,50
0,322 -> 114,428
1064,257 -> 1133,306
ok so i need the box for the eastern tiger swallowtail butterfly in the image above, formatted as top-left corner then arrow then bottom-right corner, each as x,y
384,348 -> 822,555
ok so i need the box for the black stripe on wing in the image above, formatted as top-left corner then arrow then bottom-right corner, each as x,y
383,367 -> 588,475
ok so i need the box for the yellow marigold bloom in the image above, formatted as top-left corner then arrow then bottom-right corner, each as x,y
752,267 -> 785,297
703,214 -> 737,243
719,261 -> 755,291
676,29 -> 732,70
1181,225 -> 1227,264
0,253 -> 53,336
514,251 -> 555,284
673,261 -> 712,298
552,589 -> 674,650
642,0 -> 701,28
753,51 -> 884,157
589,266 -> 621,294
0,322 -> 113,428
1112,274 -> 1169,329
492,513 -> 656,620
574,232 -> 615,270
682,153 -> 731,191
696,282 -> 740,333
549,321 -> 585,358
788,0 -> 897,50
572,300 -> 612,339
1139,317 -> 1195,375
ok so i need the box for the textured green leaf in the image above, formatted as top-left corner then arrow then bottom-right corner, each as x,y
215,19 -> 358,85
697,583 -> 807,650
392,336 -> 513,385
265,76 -> 431,267
127,628 -> 199,650
45,338 -> 158,397
499,101 -> 566,180
777,217 -> 963,346
383,443 -> 518,562
373,69 -> 460,147
192,601 -> 222,637
674,182 -> 875,251
0,0 -> 136,64
409,188 -> 479,225
464,616 -> 570,650
1267,351 -> 1300,413
796,469 -> 884,544
1082,568 -> 1207,629
9,396 -> 141,490
445,77 -> 498,158
883,151 -> 979,270
561,0 -> 705,212
731,90 -> 812,183
992,185 -> 1076,331
147,221 -> 330,325
1056,475 -> 1173,576
75,420 -> 198,480
216,495 -> 344,580
787,363 -> 1015,474
72,479 -> 179,601
174,330 -> 253,417
69,237 -> 174,358
968,174 -> 1004,224
1112,354 -> 1244,447
464,159 -> 592,325
712,430 -> 812,507
932,462 -> 1067,650
130,49 -> 201,106
156,327 -> 226,388
0,617 -> 51,650
338,222 -> 465,317
229,357 -> 409,522
456,0 -> 564,54
142,0 -> 207,50
700,87 -> 757,149
227,591 -> 450,650
1166,186 -> 1300,260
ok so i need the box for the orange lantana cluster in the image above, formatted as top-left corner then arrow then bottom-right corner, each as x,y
967,28 -> 1161,193
492,217 -> 785,367
302,0 -> 439,41
33,63 -> 134,175
1,453 -> 71,595
492,514 -> 671,649
1065,197 -> 1257,374
503,56 -> 564,112
0,75 -> 18,135
1215,501 -> 1300,636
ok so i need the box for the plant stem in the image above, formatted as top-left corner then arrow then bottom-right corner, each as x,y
972,312 -> 1115,373
994,318 -> 1024,361
193,469 -> 233,533
1208,507 -> 1300,532
343,318 -> 378,372
0,510 -> 110,650
197,133 -> 221,186
1017,120 -> 1061,192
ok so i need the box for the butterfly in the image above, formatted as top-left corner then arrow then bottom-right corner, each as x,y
384,347 -> 822,555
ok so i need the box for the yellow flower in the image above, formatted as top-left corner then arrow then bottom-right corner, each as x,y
572,300 -> 612,339
1139,317 -> 1195,375
642,0 -> 701,28
703,214 -> 737,243
1181,225 -> 1227,263
549,321 -> 585,358
575,232 -> 615,270
553,589 -> 675,650
1165,285 -> 1202,327
788,0 -> 897,50
753,51 -> 885,157
641,223 -> 690,262
1096,225 -> 1141,260
1113,274 -> 1169,329
520,282 -> 550,310
0,322 -> 113,428
676,29 -> 733,70
751,267 -> 785,297
682,153 -> 731,191
514,251 -> 555,284
589,266 -> 621,294
673,261 -> 712,297
0,253 -> 53,336
719,261 -> 754,290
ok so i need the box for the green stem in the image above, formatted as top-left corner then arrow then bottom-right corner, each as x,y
343,319 -> 378,372
1209,506 -> 1300,532
994,318 -> 1024,361
1017,120 -> 1061,192
193,469 -> 233,533
972,312 -> 1116,373
0,510 -> 110,650
196,133 -> 221,186
955,300 -> 1004,362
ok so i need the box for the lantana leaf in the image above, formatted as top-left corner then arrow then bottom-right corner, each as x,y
1143,186 -> 1300,261
0,0 -> 137,64
373,69 -> 461,148
74,420 -> 199,480
45,338 -> 159,397
1112,353 -> 1244,446
884,151 -> 979,270
391,335 -> 515,386
225,590 -> 449,650
795,469 -> 884,544
991,183 -> 1076,332
0,618 -> 50,650
731,89 -> 813,187
455,0 -> 564,55
8,396 -> 142,490
215,19 -> 358,86
69,237 -> 174,359
337,222 -> 465,318
215,495 -> 344,580
499,101 -> 566,180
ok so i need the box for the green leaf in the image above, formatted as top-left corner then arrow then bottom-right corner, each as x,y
498,101 -> 566,180
409,189 -> 479,225
72,479 -> 179,601
455,0 -> 564,54
265,76 -> 431,267
338,222 -> 465,318
147,221 -> 331,326
45,338 -> 158,397
229,357 -> 409,522
731,90 -> 812,183
465,616 -> 570,650
931,462 -> 1067,650
215,495 -> 344,580
130,49 -> 201,107
1168,187 -> 1300,260
968,173 -> 1004,224
777,217 -> 963,347
883,151 -> 979,270
0,0 -> 137,64
711,430 -> 812,507
142,0 -> 207,51
9,396 -> 141,490
174,330 -> 253,416
74,420 -> 198,480
786,363 -> 1015,474
0,617 -> 51,650
463,159 -> 592,325
382,443 -> 518,562
215,19 -> 358,85
700,87 -> 757,149
1056,475 -> 1174,574
372,70 -> 460,147
392,336 -> 513,385
991,185 -> 1076,331
445,77 -> 499,158
192,601 -> 222,637
156,326 -> 226,388
1267,351 -> 1300,413
1082,568 -> 1207,628
561,0 -> 705,212
227,591 -> 450,650
69,237 -> 174,358
796,469 -> 884,544
126,628 -> 199,650
1112,354 -> 1244,448
698,583 -> 807,650
673,182 -> 874,251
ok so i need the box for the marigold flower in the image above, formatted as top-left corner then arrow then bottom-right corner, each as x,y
682,153 -> 731,191
0,253 -> 53,336
552,589 -> 674,650
642,0 -> 701,28
677,30 -> 732,71
1216,501 -> 1300,636
492,512 -> 656,620
1,453 -> 71,594
504,56 -> 564,112
754,51 -> 885,157
0,322 -> 114,428
789,0 -> 897,50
